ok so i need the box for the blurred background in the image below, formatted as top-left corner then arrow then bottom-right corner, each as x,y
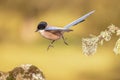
0,0 -> 120,80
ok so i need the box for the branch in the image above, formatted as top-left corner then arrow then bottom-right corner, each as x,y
82,24 -> 120,56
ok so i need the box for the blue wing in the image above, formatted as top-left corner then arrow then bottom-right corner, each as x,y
45,27 -> 68,31
64,10 -> 95,29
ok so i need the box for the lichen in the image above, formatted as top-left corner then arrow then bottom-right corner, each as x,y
0,64 -> 45,80
82,24 -> 120,55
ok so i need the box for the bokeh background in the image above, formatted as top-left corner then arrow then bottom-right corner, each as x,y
0,0 -> 120,80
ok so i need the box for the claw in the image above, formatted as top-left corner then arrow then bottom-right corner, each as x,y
62,35 -> 69,46
47,40 -> 55,51
64,41 -> 69,45
47,44 -> 54,51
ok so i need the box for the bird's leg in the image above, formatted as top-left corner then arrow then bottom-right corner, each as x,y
62,35 -> 68,45
47,40 -> 55,51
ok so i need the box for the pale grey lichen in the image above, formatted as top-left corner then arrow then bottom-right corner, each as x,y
113,38 -> 120,55
21,64 -> 32,72
32,73 -> 45,80
82,24 -> 120,55
82,37 -> 98,56
116,30 -> 120,36
0,71 -> 8,80
0,64 -> 45,80
108,24 -> 117,33
99,30 -> 112,41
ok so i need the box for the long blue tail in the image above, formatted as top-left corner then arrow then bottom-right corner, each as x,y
64,10 -> 95,29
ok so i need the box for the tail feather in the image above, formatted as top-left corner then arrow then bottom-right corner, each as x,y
64,10 -> 95,29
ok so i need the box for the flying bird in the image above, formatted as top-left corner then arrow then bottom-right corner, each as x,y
35,10 -> 95,50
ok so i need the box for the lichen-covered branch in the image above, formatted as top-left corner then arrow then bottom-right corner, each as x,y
82,24 -> 120,56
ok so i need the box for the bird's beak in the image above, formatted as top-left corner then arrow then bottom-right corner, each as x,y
35,29 -> 39,32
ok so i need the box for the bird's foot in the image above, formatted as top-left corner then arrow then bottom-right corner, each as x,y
64,41 -> 69,45
47,44 -> 54,51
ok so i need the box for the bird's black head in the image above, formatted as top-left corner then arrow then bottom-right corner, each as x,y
35,21 -> 47,32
